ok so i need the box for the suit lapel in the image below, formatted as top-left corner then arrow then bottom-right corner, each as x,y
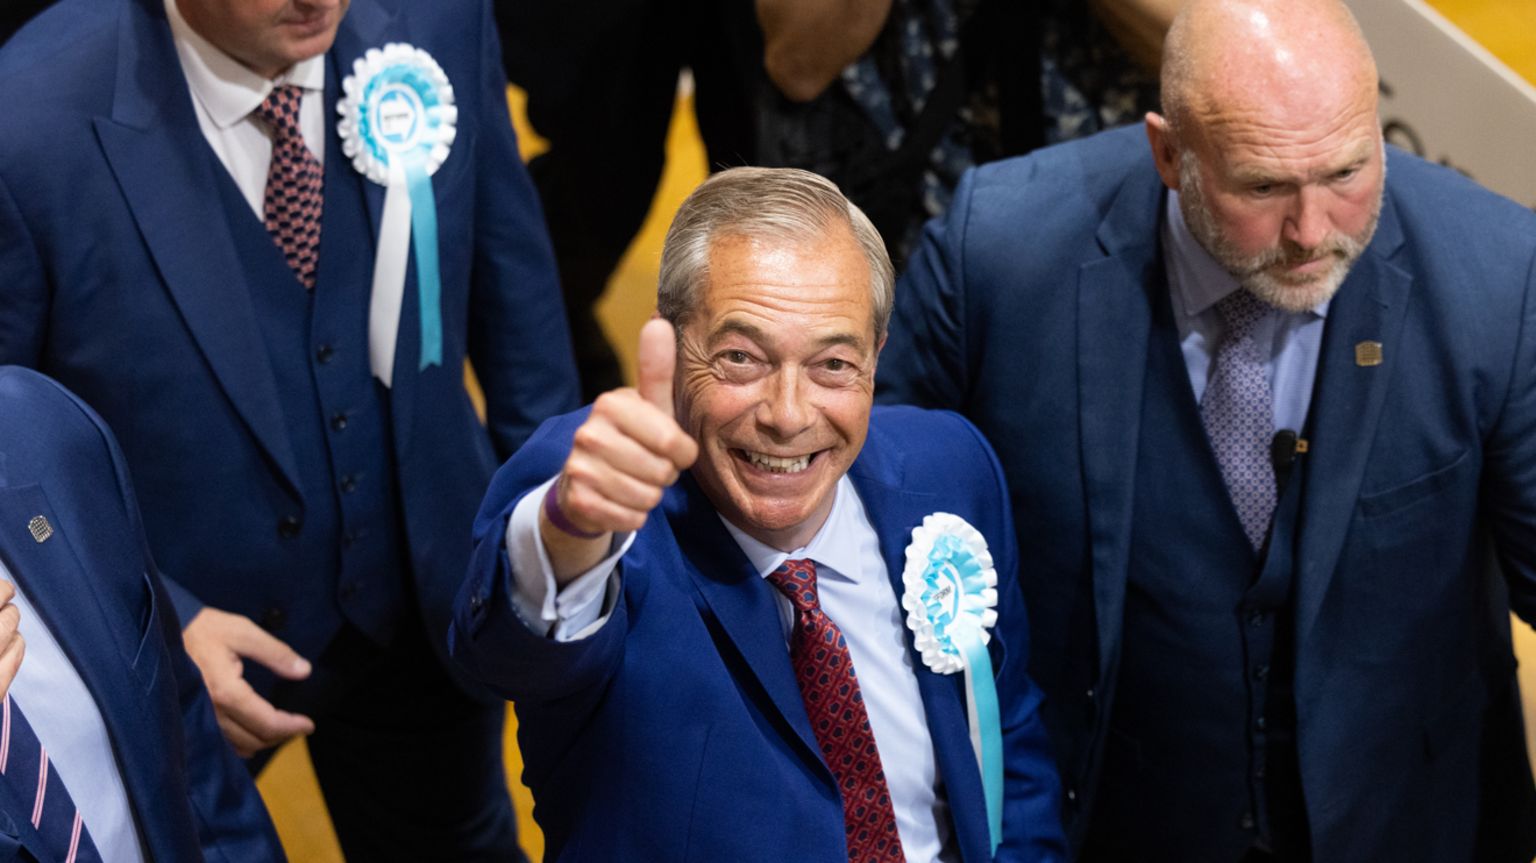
328,0 -> 393,244
668,477 -> 827,774
851,438 -> 996,863
1077,169 -> 1164,685
327,0 -> 426,450
0,485 -> 181,858
1294,202 -> 1413,642
94,0 -> 301,497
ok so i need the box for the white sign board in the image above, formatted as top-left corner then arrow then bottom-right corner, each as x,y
1349,0 -> 1536,209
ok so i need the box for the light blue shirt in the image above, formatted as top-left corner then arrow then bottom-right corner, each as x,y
1162,191 -> 1328,435
4,561 -> 146,863
508,476 -> 960,862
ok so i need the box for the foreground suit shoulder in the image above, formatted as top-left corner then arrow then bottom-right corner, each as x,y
0,366 -> 285,862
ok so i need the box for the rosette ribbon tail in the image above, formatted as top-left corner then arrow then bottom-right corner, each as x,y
403,159 -> 442,371
958,629 -> 1004,854
367,173 -> 408,387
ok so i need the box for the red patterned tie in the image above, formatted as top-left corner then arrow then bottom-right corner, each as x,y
253,84 -> 323,289
0,695 -> 102,862
767,559 -> 904,862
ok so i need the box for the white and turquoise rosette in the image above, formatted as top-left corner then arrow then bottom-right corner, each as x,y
902,512 -> 1003,853
337,43 -> 457,387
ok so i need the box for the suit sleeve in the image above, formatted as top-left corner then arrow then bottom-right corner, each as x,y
55,376 -> 285,862
1487,246 -> 1536,626
0,170 -> 49,367
448,409 -> 628,711
875,168 -> 976,410
953,415 -> 1068,861
465,0 -> 581,460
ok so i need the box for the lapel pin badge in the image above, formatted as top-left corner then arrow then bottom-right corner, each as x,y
27,515 -> 52,544
1355,341 -> 1383,367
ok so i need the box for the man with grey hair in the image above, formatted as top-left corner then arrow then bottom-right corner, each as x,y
450,166 -> 1067,861
879,0 -> 1536,859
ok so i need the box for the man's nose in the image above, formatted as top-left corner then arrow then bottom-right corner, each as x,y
1283,186 -> 1332,251
756,367 -> 814,439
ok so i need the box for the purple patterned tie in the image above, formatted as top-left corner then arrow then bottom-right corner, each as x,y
767,560 -> 904,862
1202,289 -> 1278,551
253,85 -> 323,289
0,695 -> 102,862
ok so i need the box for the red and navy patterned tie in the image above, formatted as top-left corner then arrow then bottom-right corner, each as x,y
253,84 -> 323,289
1202,289 -> 1278,550
0,694 -> 102,862
767,559 -> 904,862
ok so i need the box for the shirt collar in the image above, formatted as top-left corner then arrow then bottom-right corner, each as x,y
1163,190 -> 1331,321
164,0 -> 326,131
720,475 -> 865,584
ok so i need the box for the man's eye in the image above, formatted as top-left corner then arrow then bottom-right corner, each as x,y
1333,168 -> 1358,182
824,358 -> 848,372
724,350 -> 752,364
1250,183 -> 1275,196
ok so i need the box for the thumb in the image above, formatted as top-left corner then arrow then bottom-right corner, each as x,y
636,318 -> 677,418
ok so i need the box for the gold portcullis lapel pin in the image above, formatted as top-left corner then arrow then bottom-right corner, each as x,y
1355,341 -> 1383,367
27,515 -> 52,543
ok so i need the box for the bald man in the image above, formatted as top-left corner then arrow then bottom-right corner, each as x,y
878,0 -> 1536,859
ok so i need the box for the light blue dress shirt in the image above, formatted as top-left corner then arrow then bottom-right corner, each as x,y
4,562 -> 146,863
508,475 -> 961,862
1162,191 -> 1329,435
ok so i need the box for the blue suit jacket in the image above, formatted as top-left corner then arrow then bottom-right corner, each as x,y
0,0 -> 579,682
0,367 -> 283,862
879,125 -> 1536,859
450,406 -> 1066,861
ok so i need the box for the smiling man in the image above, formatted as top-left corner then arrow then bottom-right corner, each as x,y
878,0 -> 1536,859
450,167 -> 1066,862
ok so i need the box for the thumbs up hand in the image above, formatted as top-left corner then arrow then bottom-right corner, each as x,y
542,319 -> 699,582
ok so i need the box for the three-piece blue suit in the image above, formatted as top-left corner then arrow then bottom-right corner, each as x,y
0,0 -> 578,855
450,406 -> 1066,861
878,125 -> 1536,860
0,366 -> 284,862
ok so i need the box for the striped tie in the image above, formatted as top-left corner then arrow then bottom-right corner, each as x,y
0,695 -> 102,862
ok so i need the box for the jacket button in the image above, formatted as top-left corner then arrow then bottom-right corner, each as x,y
339,474 -> 357,493
277,515 -> 302,538
259,607 -> 286,632
331,412 -> 348,431
469,593 -> 484,612
1240,812 -> 1255,831
315,344 -> 335,364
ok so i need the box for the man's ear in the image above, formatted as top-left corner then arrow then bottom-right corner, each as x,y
1144,112 -> 1183,191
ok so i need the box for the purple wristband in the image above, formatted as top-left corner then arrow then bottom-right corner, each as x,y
543,481 -> 603,539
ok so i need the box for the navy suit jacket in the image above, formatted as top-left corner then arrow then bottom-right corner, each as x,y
0,367 -> 283,862
450,406 -> 1066,861
878,125 -> 1536,859
0,0 -> 578,682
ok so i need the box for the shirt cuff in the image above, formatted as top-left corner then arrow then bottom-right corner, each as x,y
504,476 -> 634,641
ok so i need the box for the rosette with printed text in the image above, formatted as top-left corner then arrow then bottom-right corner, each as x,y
337,43 -> 457,386
902,512 -> 1003,853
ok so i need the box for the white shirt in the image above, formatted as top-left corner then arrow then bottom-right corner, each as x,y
164,0 -> 327,218
507,476 -> 960,862
5,559 -> 145,863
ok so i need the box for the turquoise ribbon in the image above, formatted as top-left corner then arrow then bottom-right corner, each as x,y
959,631 -> 1003,854
357,62 -> 447,372
403,160 -> 442,369
919,534 -> 1004,853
